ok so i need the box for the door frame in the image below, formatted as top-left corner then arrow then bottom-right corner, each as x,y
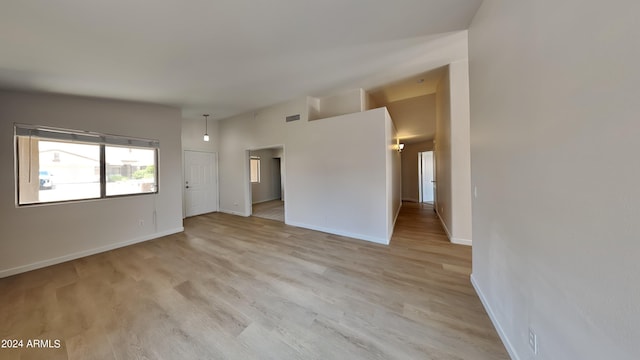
419,151 -> 423,203
245,144 -> 286,221
272,157 -> 282,200
183,150 -> 219,218
418,150 -> 435,203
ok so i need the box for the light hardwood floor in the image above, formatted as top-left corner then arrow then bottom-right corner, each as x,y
252,200 -> 284,222
0,202 -> 508,359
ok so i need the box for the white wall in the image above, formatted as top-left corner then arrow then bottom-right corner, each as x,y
218,99 -> 304,216
182,117 -> 219,153
469,1 -> 640,359
0,91 -> 183,277
219,101 -> 398,244
287,108 -> 393,243
365,92 -> 379,111
385,110 -> 402,240
449,60 -> 472,244
181,117 -> 219,217
309,89 -> 365,120
435,68 -> 453,236
435,63 -> 472,246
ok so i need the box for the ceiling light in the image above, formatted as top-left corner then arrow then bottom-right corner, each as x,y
203,114 -> 210,142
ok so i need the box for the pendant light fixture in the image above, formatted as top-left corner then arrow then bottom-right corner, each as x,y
202,114 -> 210,142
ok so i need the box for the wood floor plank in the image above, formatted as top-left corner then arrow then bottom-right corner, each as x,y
252,200 -> 284,222
0,202 -> 508,359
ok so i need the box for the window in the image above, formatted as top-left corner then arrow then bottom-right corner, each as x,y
105,146 -> 157,196
15,124 -> 159,206
250,156 -> 261,183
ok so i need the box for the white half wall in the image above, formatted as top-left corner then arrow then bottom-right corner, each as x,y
0,91 -> 183,277
385,110 -> 402,240
309,89 -> 366,120
219,102 -> 398,244
287,108 -> 392,244
469,1 -> 640,359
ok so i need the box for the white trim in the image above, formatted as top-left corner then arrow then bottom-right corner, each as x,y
286,220 -> 389,245
436,208 -> 453,238
393,201 -> 402,227
452,237 -> 473,246
471,274 -> 519,360
389,201 -> 402,240
435,209 -> 472,246
0,227 -> 184,278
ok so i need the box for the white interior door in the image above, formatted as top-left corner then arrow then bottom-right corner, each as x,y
184,151 -> 218,217
419,151 -> 434,202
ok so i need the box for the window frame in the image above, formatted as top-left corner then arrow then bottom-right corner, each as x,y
104,145 -> 159,198
250,156 -> 261,183
14,124 -> 160,207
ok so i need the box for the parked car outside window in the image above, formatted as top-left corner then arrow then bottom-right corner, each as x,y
39,170 -> 54,190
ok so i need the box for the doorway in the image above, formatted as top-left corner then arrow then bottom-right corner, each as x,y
418,151 -> 434,203
184,150 -> 218,217
272,157 -> 282,200
249,146 -> 285,222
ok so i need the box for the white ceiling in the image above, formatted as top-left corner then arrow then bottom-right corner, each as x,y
0,0 -> 481,120
369,67 -> 447,105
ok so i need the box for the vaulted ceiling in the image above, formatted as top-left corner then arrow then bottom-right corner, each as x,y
0,0 -> 481,120
370,67 -> 446,144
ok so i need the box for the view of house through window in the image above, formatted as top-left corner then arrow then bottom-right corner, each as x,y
106,146 -> 157,196
37,140 -> 101,203
16,125 -> 159,206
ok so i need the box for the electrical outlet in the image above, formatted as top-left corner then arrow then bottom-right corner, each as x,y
474,186 -> 478,199
529,328 -> 538,355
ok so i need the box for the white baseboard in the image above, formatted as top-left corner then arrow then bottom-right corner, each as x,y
471,274 -> 519,360
389,202 -> 402,240
286,220 -> 389,245
0,227 -> 184,279
452,237 -> 473,246
435,209 -> 472,246
436,209 -> 453,238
